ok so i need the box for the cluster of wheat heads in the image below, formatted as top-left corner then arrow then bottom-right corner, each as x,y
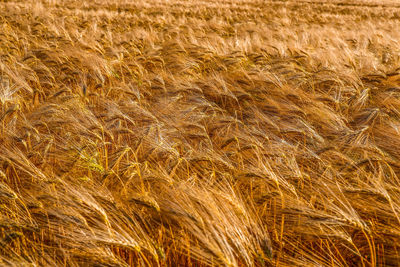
2,0 -> 400,266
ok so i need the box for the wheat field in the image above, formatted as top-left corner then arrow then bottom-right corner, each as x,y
1,0 -> 400,266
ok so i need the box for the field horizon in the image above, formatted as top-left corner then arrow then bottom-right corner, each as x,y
1,0 -> 400,266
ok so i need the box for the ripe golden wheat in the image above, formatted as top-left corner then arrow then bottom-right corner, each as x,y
1,0 -> 400,266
